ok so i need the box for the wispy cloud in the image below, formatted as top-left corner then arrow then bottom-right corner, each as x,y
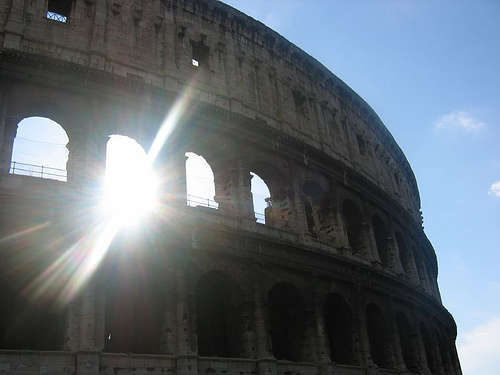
435,111 -> 486,132
488,181 -> 500,197
458,316 -> 500,375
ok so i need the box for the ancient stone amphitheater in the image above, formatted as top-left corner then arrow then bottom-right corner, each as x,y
0,1 -> 461,374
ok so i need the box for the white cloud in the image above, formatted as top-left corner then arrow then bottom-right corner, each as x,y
489,181 -> 500,197
458,316 -> 500,375
435,111 -> 485,132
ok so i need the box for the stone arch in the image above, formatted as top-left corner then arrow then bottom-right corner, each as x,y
396,312 -> 419,371
366,303 -> 394,368
195,271 -> 244,357
267,282 -> 305,361
372,214 -> 390,268
10,116 -> 69,181
324,293 -> 355,364
248,160 -> 293,229
185,151 -> 218,208
342,199 -> 366,255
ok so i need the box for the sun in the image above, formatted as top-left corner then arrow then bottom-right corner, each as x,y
101,135 -> 159,226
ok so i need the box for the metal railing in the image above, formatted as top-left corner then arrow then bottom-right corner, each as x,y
9,161 -> 67,181
46,11 -> 67,23
187,194 -> 266,223
187,194 -> 219,209
255,212 -> 265,224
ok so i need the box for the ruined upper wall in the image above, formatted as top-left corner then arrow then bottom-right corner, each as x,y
0,0 -> 421,220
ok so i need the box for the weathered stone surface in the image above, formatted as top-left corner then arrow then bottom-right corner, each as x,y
0,1 -> 460,375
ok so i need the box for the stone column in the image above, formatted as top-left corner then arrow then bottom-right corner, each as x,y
160,289 -> 177,355
66,128 -> 88,185
0,116 -> 18,176
236,160 -> 254,219
388,231 -> 405,275
240,289 -> 256,358
292,178 -> 307,235
430,331 -> 446,375
364,221 -> 382,265
303,299 -> 319,362
254,279 -> 277,375
334,206 -> 350,250
79,278 -> 97,351
176,266 -> 197,375
313,289 -> 332,375
164,151 -> 187,206
357,304 -> 374,369
3,0 -> 25,49
64,298 -> 81,351
411,313 -> 432,375
388,302 -> 407,372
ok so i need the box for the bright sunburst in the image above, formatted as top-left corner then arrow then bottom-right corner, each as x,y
101,135 -> 159,226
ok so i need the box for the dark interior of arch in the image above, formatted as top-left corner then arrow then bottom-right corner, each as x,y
0,218 -> 66,350
324,293 -> 355,364
342,200 -> 364,253
366,303 -> 393,368
396,312 -> 419,371
420,323 -> 436,373
268,283 -> 305,361
372,215 -> 390,267
0,282 -> 65,350
103,242 -> 165,354
196,271 -> 242,357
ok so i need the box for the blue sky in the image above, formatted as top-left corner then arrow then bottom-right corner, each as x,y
221,0 -> 500,373
10,1 -> 500,373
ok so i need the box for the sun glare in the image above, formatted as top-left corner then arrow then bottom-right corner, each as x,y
102,135 -> 158,226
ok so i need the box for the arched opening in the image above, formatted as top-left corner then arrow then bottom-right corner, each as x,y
185,152 -> 218,209
10,116 -> 68,181
342,200 -> 365,254
372,215 -> 390,267
396,312 -> 418,371
366,303 -> 393,368
268,283 -> 305,361
196,271 -> 243,357
103,135 -> 158,224
324,293 -> 355,364
420,323 -> 436,373
0,259 -> 66,350
250,172 -> 271,224
396,233 -> 411,275
103,240 -> 165,354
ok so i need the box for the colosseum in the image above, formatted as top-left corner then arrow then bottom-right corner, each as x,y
0,1 -> 462,374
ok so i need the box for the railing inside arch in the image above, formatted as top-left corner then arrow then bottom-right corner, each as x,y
254,212 -> 265,224
187,194 -> 265,223
46,11 -> 67,23
187,194 -> 219,209
9,161 -> 67,182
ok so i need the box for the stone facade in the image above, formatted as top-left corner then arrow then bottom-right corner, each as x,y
0,1 -> 461,374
